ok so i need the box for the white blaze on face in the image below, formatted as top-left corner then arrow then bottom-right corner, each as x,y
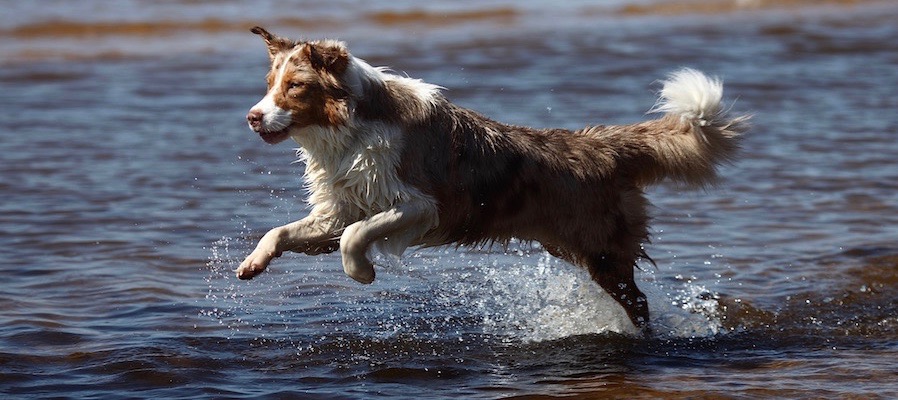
249,47 -> 304,132
250,92 -> 291,132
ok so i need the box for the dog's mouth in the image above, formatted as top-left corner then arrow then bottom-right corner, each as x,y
258,128 -> 290,145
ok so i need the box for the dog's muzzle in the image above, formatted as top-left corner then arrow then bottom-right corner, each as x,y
246,109 -> 290,144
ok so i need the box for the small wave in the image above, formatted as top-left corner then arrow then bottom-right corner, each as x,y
362,366 -> 463,382
4,19 -> 234,38
1,8 -> 518,41
702,246 -> 898,338
617,0 -> 881,16
0,17 -> 331,39
367,7 -> 518,27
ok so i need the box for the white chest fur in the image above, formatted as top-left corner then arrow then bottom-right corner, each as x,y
294,122 -> 428,220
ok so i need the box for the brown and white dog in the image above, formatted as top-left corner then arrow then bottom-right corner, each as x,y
236,26 -> 748,329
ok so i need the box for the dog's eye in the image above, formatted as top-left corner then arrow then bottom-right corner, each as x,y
288,82 -> 305,90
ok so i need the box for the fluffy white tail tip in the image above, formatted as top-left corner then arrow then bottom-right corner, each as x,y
651,68 -> 724,126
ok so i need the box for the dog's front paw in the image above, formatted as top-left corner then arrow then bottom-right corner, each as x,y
235,249 -> 280,280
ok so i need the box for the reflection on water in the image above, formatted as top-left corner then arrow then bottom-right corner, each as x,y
2,0 -> 898,398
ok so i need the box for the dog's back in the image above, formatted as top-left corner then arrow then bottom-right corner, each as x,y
400,69 -> 746,246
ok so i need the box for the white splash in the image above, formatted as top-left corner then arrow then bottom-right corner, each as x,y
471,253 -> 637,341
450,250 -> 725,342
203,233 -> 725,344
201,236 -> 304,342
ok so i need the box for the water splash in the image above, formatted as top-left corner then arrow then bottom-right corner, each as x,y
201,236 -> 251,337
201,236 -> 302,343
443,250 -> 725,342
203,236 -> 728,345
648,277 -> 724,339
469,252 -> 637,341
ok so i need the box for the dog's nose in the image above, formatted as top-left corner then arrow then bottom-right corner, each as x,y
246,110 -> 263,128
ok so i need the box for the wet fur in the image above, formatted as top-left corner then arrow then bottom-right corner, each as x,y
237,27 -> 749,329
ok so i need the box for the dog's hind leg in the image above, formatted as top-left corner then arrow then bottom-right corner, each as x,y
544,244 -> 649,330
339,201 -> 438,284
587,253 -> 649,329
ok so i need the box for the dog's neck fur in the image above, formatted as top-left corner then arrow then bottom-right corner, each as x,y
290,56 -> 440,221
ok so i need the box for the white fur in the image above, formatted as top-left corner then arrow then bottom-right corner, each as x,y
343,56 -> 387,99
274,47 -> 304,87
286,57 -> 441,232
382,72 -> 444,108
293,122 -> 434,217
650,68 -> 724,127
290,120 -> 438,258
251,93 -> 292,131
344,56 -> 444,108
340,200 -> 438,282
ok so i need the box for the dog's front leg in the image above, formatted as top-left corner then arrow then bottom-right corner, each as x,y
236,216 -> 341,280
339,201 -> 437,284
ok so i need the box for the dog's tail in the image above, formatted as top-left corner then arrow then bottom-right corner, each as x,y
633,68 -> 749,187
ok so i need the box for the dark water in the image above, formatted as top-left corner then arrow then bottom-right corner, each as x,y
3,0 -> 898,398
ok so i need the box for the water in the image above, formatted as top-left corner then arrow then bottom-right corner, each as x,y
3,0 -> 898,397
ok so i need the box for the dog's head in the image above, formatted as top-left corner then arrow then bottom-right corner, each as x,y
246,27 -> 352,145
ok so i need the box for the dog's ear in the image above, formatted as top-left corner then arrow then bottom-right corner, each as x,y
250,26 -> 294,59
304,40 -> 350,75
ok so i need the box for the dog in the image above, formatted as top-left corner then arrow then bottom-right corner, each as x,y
236,26 -> 748,329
